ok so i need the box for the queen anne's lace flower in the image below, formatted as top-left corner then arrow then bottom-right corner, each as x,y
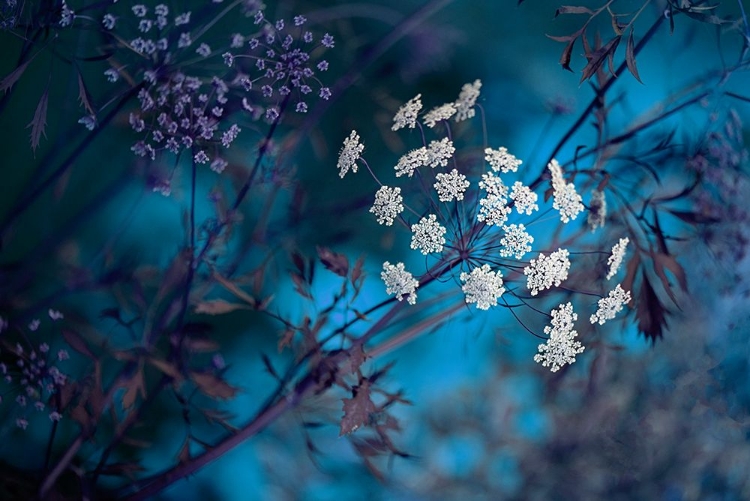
524,248 -> 571,295
485,147 -> 522,173
548,159 -> 584,223
588,189 -> 607,231
337,130 -> 364,178
424,138 -> 455,168
590,284 -> 631,325
510,182 -> 538,214
370,186 -> 404,226
460,264 -> 506,310
381,261 -> 419,304
479,172 -> 508,197
500,224 -> 534,259
434,169 -> 470,202
423,103 -> 456,128
534,302 -> 584,372
395,147 -> 428,177
454,79 -> 482,122
392,94 -> 422,131
410,214 -> 447,254
606,237 -> 629,280
477,194 -> 511,226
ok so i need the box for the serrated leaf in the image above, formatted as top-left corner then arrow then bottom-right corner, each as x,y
191,372 -> 239,400
317,246 -> 349,277
0,60 -> 31,92
580,36 -> 621,83
626,29 -> 643,84
636,273 -> 670,344
27,88 -> 49,152
340,379 -> 376,436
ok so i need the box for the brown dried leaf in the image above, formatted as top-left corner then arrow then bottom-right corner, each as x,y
121,367 -> 146,411
347,344 -> 367,375
147,358 -> 182,380
580,36 -> 621,83
317,246 -> 349,277
194,299 -> 250,315
555,5 -> 594,16
191,372 -> 239,400
636,273 -> 670,344
183,337 -> 220,352
213,272 -> 258,307
340,379 -> 376,436
626,29 -> 643,83
62,329 -> 95,360
278,328 -> 295,353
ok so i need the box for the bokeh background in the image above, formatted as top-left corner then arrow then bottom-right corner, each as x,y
1,0 -> 749,499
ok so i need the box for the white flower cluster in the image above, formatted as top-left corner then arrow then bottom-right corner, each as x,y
499,224 -> 534,259
590,284 -> 631,325
524,248 -> 571,295
606,237 -> 629,280
460,264 -> 506,310
423,103 -> 457,128
588,189 -> 607,231
454,79 -> 482,122
370,186 -> 404,226
392,94 -> 423,131
424,138 -> 455,168
410,214 -> 447,255
509,181 -> 538,215
534,302 -> 585,372
393,148 -> 426,177
477,172 -> 511,226
381,261 -> 419,305
434,169 -> 470,202
485,147 -> 522,173
548,159 -> 584,223
337,130 -> 364,178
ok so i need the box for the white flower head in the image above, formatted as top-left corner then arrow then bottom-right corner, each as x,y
434,169 -> 470,202
410,214 -> 447,255
500,224 -> 534,259
370,186 -> 404,226
423,103 -> 457,128
479,172 -> 508,198
460,264 -> 506,310
454,79 -> 482,122
588,189 -> 607,231
548,159 -> 584,223
510,181 -> 539,215
477,194 -> 511,227
606,237 -> 629,280
534,302 -> 585,372
485,147 -> 522,173
392,94 -> 422,131
590,284 -> 632,325
381,261 -> 419,305
524,248 -> 571,295
395,147 -> 428,177
338,130 -> 364,178
425,138 -> 455,168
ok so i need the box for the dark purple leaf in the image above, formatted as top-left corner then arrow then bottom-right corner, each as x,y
0,60 -> 30,92
555,5 -> 594,17
77,69 -> 96,116
636,273 -> 670,345
580,36 -> 621,83
27,88 -> 49,152
340,379 -> 376,435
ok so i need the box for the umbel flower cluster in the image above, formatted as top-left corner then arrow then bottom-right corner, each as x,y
337,81 -> 633,372
71,2 -> 333,189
